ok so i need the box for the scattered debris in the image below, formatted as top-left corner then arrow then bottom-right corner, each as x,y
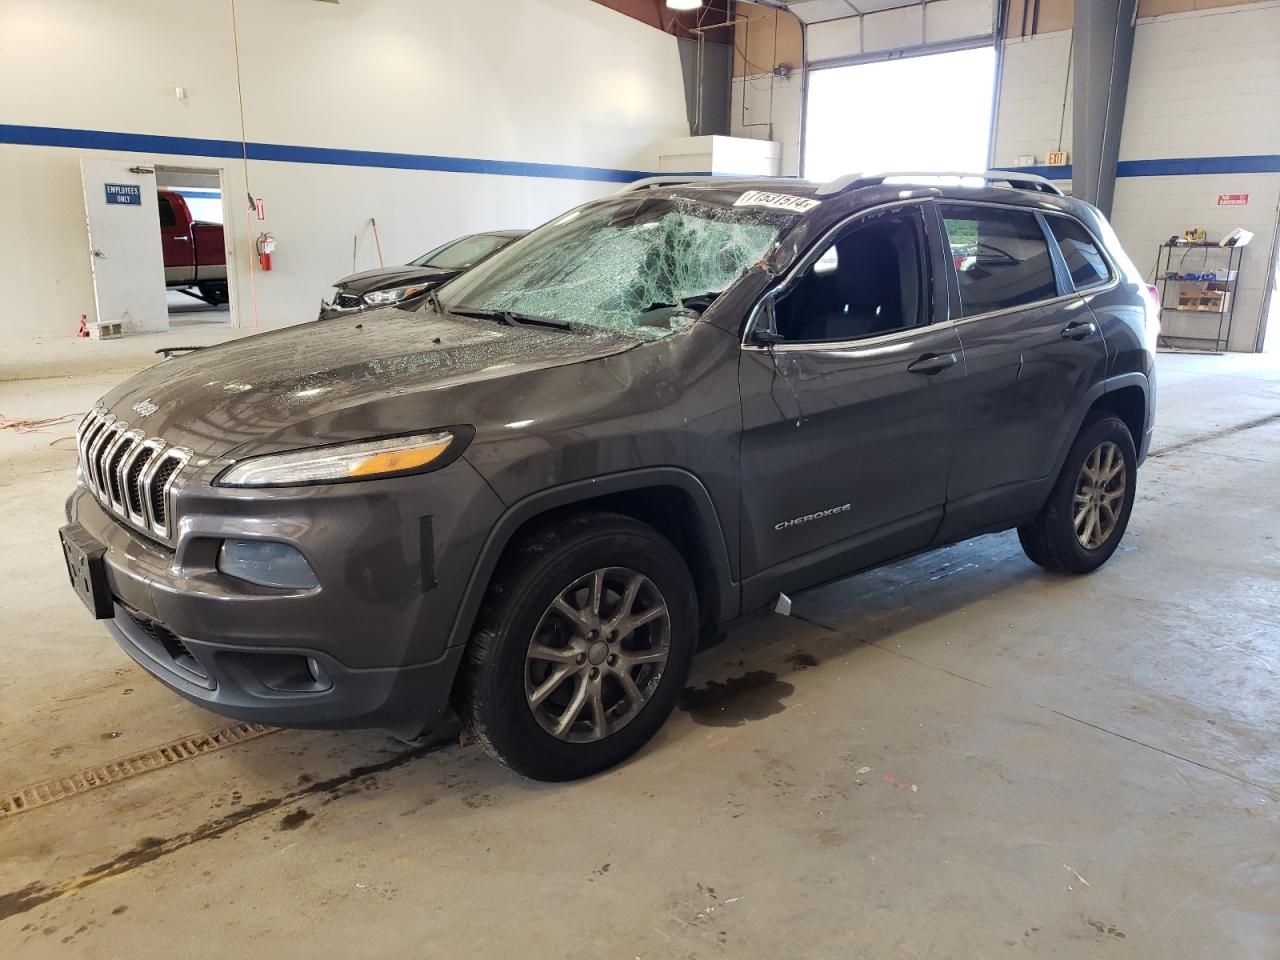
1085,917 -> 1124,940
856,766 -> 872,775
0,413 -> 81,434
1064,864 -> 1091,887
277,808 -> 313,831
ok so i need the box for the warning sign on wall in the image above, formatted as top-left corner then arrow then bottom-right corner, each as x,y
1217,193 -> 1249,206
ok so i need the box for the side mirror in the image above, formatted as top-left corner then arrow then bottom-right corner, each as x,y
748,294 -> 784,346
750,327 -> 784,346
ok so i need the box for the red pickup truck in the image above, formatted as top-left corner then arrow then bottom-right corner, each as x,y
157,190 -> 228,304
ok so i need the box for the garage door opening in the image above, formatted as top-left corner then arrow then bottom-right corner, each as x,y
155,166 -> 233,328
803,46 -> 998,183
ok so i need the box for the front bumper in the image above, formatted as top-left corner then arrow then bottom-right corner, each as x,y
108,598 -> 464,735
64,457 -> 503,736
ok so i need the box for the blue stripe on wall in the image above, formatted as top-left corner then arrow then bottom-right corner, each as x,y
173,189 -> 221,199
1006,155 -> 1280,180
0,123 -> 650,183
4,123 -> 1279,183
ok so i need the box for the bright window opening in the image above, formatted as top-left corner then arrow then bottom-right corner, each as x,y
803,47 -> 998,182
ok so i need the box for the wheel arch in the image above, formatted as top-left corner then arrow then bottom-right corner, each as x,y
445,468 -> 739,652
1047,373 -> 1149,485
1092,374 -> 1149,463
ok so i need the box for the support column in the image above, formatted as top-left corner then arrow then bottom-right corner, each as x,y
1072,0 -> 1137,216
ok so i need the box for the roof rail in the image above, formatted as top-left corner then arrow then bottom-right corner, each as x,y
616,175 -> 717,194
616,174 -> 803,195
814,170 -> 1065,198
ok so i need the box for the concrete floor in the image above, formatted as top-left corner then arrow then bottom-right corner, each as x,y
1,341 -> 1277,958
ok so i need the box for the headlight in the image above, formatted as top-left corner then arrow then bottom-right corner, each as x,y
363,284 -> 428,306
215,430 -> 465,487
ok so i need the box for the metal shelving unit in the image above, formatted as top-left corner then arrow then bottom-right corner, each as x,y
1154,241 -> 1244,353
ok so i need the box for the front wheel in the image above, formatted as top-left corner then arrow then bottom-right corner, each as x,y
456,512 -> 698,781
1018,414 -> 1137,574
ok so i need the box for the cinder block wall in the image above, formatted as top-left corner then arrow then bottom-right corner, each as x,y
733,0 -> 1280,351
993,2 -> 1280,352
1113,4 -> 1280,351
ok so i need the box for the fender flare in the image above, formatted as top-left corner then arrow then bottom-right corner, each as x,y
1105,371 -> 1150,400
1048,372 -> 1151,483
444,467 -> 739,649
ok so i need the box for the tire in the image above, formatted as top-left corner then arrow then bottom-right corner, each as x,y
456,511 -> 698,781
198,282 -> 228,305
1018,413 -> 1137,575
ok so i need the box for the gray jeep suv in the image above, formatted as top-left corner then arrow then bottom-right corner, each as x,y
60,171 -> 1157,780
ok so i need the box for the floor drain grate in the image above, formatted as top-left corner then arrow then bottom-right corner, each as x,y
0,721 -> 276,819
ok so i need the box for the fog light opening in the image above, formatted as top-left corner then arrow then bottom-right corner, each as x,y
217,539 -> 319,590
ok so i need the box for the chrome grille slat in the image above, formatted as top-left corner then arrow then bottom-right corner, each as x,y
103,427 -> 135,511
121,438 -> 154,524
76,408 -> 191,543
86,415 -> 117,495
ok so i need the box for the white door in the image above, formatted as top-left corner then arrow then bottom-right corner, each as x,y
80,158 -> 169,336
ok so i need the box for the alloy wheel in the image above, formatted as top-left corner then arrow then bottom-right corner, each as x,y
1074,440 -> 1126,550
524,567 -> 671,743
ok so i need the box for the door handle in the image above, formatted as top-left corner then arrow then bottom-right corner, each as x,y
173,235 -> 188,241
907,352 -> 957,375
1061,320 -> 1098,341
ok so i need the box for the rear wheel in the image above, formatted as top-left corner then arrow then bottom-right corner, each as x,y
1018,414 -> 1137,574
197,282 -> 228,305
456,512 -> 697,781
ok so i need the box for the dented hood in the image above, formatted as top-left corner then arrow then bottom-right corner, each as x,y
96,309 -> 636,458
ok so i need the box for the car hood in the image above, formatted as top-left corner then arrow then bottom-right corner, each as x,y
333,265 -> 456,294
96,310 -> 638,459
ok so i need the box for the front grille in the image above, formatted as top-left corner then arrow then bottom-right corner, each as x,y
335,292 -> 362,309
77,407 -> 191,542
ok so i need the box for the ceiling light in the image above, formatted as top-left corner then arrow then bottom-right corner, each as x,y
666,0 -> 703,10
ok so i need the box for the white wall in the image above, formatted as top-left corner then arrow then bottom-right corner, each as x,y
730,72 -> 804,176
0,0 -> 690,337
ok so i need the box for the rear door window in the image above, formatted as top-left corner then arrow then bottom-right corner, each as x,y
1046,216 -> 1111,290
941,205 -> 1059,316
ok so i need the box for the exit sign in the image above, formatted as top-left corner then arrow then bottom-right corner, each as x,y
1217,193 -> 1249,206
1046,150 -> 1069,166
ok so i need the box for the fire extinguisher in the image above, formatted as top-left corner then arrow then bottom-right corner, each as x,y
256,232 -> 276,272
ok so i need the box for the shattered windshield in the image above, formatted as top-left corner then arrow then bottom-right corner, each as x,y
436,194 -> 799,339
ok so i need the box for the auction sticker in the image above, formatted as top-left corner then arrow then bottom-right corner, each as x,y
734,190 -> 820,213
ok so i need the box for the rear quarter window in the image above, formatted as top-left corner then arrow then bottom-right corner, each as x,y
1047,216 -> 1111,289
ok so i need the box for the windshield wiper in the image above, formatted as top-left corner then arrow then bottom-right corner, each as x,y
445,305 -> 573,332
